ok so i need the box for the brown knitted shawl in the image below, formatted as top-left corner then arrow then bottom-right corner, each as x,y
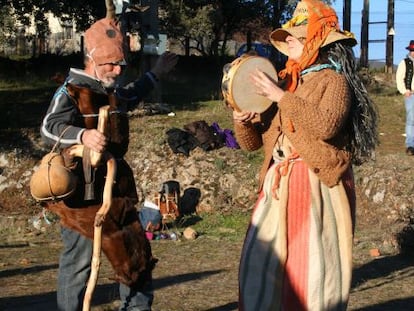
234,69 -> 352,191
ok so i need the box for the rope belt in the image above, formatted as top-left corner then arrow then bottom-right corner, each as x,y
82,110 -> 124,118
271,152 -> 301,199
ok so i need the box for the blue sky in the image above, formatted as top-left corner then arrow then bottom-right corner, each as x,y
331,0 -> 414,65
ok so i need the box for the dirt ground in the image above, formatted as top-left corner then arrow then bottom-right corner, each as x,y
0,220 -> 242,311
1,68 -> 414,310
1,211 -> 414,311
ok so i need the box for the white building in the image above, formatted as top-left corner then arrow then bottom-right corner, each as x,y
23,12 -> 81,56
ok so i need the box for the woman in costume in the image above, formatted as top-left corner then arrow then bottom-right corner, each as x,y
233,0 -> 378,310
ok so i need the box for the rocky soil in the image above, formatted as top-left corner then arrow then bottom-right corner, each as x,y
1,74 -> 414,310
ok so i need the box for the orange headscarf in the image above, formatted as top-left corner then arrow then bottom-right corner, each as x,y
279,0 -> 339,92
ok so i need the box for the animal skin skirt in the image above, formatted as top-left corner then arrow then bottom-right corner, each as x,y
239,143 -> 356,311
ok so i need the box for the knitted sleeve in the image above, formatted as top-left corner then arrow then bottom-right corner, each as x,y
233,120 -> 263,151
278,71 -> 351,140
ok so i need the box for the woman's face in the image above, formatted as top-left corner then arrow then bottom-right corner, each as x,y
286,35 -> 305,61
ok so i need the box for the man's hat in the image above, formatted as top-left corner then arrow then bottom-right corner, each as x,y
270,0 -> 357,56
84,18 -> 126,65
406,40 -> 414,51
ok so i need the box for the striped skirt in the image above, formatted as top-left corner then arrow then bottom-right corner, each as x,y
239,150 -> 355,311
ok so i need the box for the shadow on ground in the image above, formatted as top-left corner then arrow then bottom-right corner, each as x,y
350,253 -> 414,311
353,298 -> 414,311
352,254 -> 414,288
0,269 -> 231,310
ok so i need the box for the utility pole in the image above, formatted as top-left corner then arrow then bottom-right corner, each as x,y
360,0 -> 369,68
343,0 -> 351,31
140,0 -> 162,103
386,0 -> 395,73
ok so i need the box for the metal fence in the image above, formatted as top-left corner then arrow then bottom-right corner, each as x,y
1,31 -> 82,57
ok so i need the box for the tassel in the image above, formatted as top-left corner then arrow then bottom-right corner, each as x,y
287,119 -> 295,133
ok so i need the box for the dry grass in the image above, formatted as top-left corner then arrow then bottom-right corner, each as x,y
1,67 -> 414,310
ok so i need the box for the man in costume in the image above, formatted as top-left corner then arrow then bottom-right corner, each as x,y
40,16 -> 177,311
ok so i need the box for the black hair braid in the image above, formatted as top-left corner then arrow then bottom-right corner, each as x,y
328,43 -> 379,165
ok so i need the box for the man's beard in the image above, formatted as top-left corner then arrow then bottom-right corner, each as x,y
101,76 -> 118,88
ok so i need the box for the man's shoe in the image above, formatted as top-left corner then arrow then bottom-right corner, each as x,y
406,147 -> 414,155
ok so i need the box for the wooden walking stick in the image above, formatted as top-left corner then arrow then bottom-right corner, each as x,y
82,151 -> 116,311
67,105 -> 116,311
83,105 -> 114,311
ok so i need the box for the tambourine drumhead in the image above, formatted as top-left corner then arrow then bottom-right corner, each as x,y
222,55 -> 278,113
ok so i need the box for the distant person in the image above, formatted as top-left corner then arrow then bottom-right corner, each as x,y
396,40 -> 414,155
229,0 -> 378,310
40,14 -> 177,311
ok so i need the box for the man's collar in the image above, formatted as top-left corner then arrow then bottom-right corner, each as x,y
67,68 -> 108,94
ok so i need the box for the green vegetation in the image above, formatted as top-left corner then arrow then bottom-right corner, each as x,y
0,78 -> 54,90
0,58 -> 409,244
190,212 -> 250,241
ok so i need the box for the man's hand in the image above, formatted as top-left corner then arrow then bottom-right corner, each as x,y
81,129 -> 107,153
150,52 -> 178,79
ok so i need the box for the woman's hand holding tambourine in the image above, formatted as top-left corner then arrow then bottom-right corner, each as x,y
233,110 -> 257,124
250,68 -> 285,103
221,55 -> 278,114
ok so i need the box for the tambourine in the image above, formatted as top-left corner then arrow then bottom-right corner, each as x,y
221,55 -> 278,113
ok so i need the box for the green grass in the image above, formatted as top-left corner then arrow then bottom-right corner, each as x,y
0,66 -> 408,243
1,64 -> 413,310
190,211 -> 250,241
0,78 -> 54,90
368,75 -> 406,155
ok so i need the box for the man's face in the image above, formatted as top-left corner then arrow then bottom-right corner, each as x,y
94,62 -> 124,88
